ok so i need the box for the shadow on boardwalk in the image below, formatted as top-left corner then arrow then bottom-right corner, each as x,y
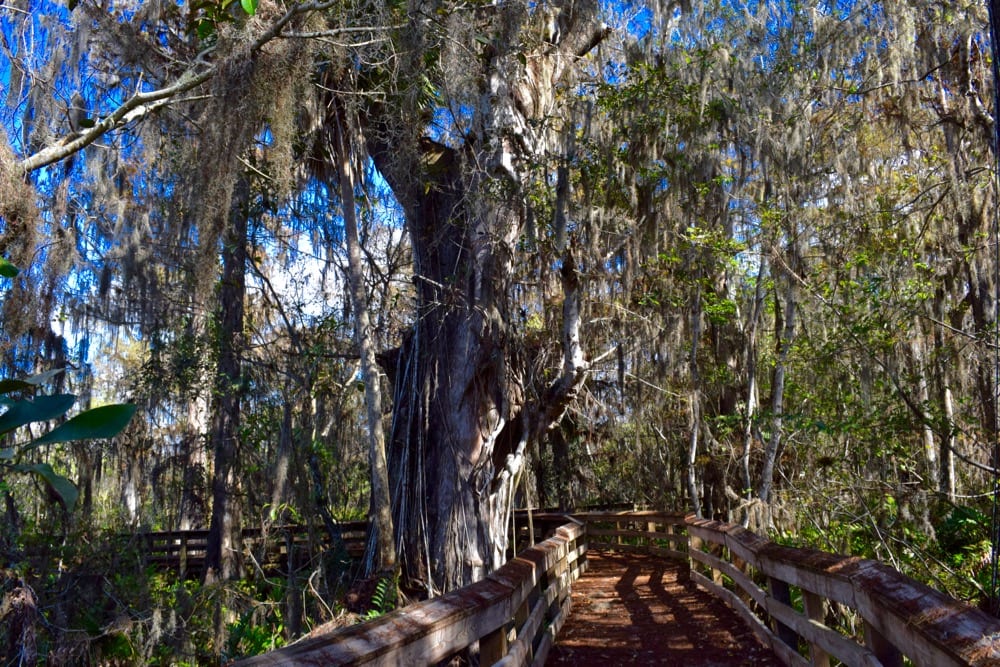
548,552 -> 783,666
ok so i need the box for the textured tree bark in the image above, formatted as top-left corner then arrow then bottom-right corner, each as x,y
686,281 -> 704,516
366,0 -> 606,596
204,176 -> 249,584
909,331 -> 938,480
740,261 -> 766,514
374,137 -> 520,592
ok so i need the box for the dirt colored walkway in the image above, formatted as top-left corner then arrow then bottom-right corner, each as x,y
547,551 -> 784,666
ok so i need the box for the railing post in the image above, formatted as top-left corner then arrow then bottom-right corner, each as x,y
768,577 -> 800,650
802,590 -> 830,667
479,623 -> 508,664
863,619 -> 902,667
179,533 -> 188,579
689,531 -> 703,576
710,542 -> 724,586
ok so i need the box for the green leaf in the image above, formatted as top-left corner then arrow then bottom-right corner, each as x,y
240,0 -> 257,15
13,463 -> 78,512
196,19 -> 214,39
32,403 -> 137,445
0,394 -> 76,435
0,448 -> 13,461
0,258 -> 18,278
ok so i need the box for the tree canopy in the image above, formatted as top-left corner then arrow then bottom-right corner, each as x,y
2,0 -> 1000,661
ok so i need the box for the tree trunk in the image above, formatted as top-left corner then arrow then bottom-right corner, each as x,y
686,282 -> 704,516
268,397 -> 295,523
204,176 -> 249,584
333,114 -> 396,577
909,330 -> 938,480
759,273 -> 796,506
740,260 -> 766,517
374,139 -> 519,593
942,384 -> 958,501
367,0 -> 606,594
179,363 -> 210,531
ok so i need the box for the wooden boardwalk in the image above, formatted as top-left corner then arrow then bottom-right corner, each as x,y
548,551 -> 782,666
232,511 -> 1000,666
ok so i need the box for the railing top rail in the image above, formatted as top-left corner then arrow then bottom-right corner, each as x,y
570,510 -> 691,522
138,521 -> 369,541
235,519 -> 586,666
687,515 -> 1000,666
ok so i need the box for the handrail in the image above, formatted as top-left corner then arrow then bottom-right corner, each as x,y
234,519 -> 587,666
685,517 -> 1000,667
231,510 -> 1000,666
569,511 -> 1000,667
141,522 -> 368,574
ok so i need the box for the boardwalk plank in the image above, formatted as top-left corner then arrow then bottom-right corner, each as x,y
548,551 -> 784,666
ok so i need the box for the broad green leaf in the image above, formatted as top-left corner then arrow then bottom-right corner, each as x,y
0,394 -> 76,435
240,0 -> 257,16
32,403 -> 137,445
13,463 -> 78,512
0,259 -> 18,278
0,448 -> 13,461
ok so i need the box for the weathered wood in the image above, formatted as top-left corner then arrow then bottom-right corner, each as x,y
863,617 -> 903,667
141,522 -> 369,576
691,569 -> 774,649
232,510 -> 1000,667
531,593 -> 571,667
852,560 -> 983,667
647,545 -> 688,561
764,592 -> 881,666
236,519 -> 584,666
802,589 -> 830,667
768,576 -> 800,649
685,516 -> 1000,667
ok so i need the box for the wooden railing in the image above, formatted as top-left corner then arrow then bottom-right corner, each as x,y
236,518 -> 587,666
142,522 -> 367,576
685,517 -> 1000,667
569,509 -> 689,559
231,510 -> 1000,666
568,511 -> 1000,667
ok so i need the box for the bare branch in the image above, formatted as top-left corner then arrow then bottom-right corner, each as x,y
17,0 -> 341,174
18,68 -> 214,174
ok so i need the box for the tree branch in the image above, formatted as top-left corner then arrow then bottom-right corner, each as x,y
18,69 -> 214,174
17,0 -> 340,175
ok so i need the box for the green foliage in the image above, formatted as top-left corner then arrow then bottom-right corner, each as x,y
188,0 -> 257,40
0,257 -> 19,279
936,505 -> 990,566
0,261 -> 136,511
224,579 -> 287,659
0,371 -> 136,512
361,575 -> 397,621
